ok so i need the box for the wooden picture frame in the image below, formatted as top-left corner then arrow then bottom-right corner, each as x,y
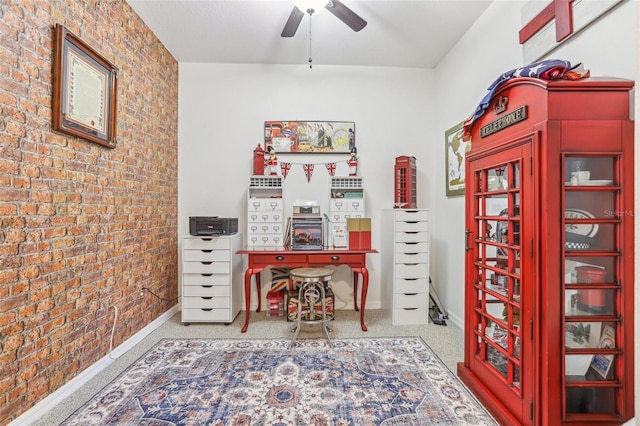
445,121 -> 470,197
264,121 -> 355,154
52,24 -> 118,148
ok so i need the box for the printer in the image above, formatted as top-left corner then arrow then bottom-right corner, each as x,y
189,216 -> 238,236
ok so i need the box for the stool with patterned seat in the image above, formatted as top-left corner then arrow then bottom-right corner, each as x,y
288,267 -> 334,348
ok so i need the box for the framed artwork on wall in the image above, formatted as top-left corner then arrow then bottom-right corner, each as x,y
264,121 -> 355,154
52,24 -> 118,148
445,121 -> 470,197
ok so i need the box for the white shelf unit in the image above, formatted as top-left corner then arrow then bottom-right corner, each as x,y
382,209 -> 430,325
181,233 -> 242,324
328,176 -> 365,247
247,176 -> 284,247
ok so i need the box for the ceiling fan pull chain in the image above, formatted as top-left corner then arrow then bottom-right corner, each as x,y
308,13 -> 313,69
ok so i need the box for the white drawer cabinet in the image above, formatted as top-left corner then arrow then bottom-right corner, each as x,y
329,177 -> 365,247
382,209 -> 430,325
181,233 -> 242,325
247,176 -> 284,248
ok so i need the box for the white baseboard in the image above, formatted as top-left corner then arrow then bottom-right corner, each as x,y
446,310 -> 464,330
10,304 -> 179,426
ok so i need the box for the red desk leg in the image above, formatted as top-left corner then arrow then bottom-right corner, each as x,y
255,272 -> 261,313
241,268 -> 254,333
353,270 -> 359,311
357,268 -> 369,331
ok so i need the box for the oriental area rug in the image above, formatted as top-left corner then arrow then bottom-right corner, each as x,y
62,337 -> 497,425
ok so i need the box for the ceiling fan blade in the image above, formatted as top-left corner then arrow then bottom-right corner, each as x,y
325,0 -> 367,32
281,6 -> 304,37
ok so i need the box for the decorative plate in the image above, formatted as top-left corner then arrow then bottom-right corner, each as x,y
565,180 -> 613,186
565,241 -> 591,250
585,180 -> 613,186
565,208 -> 598,238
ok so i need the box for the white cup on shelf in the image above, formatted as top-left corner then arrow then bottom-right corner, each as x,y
570,171 -> 590,184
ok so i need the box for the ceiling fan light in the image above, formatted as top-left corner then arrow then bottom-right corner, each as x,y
293,0 -> 328,14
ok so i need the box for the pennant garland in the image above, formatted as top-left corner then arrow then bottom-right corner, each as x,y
280,162 -> 291,179
268,158 -> 354,181
325,162 -> 336,176
303,164 -> 314,182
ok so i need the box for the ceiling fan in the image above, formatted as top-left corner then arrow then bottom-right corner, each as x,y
281,0 -> 367,38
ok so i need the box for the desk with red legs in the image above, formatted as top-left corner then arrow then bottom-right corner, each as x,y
236,248 -> 378,333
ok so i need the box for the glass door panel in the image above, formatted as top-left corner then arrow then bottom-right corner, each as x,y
562,155 -> 622,417
565,157 -> 616,186
470,156 -> 524,395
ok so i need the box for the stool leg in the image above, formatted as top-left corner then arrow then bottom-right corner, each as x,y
320,284 -> 332,347
323,280 -> 333,333
289,285 -> 304,349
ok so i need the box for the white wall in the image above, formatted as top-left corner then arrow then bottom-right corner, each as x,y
179,2 -> 637,419
179,65 -> 434,309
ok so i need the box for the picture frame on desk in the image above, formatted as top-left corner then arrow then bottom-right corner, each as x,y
52,24 -> 118,148
290,219 -> 323,250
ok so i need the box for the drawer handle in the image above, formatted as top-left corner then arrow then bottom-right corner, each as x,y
276,255 -> 284,260
404,293 -> 418,296
202,238 -> 213,241
201,249 -> 213,253
201,308 -> 213,312
201,297 -> 213,300
200,274 -> 213,277
404,308 -> 418,311
202,285 -> 212,288
331,256 -> 339,261
201,261 -> 213,265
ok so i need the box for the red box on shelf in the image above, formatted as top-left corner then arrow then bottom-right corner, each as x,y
359,218 -> 371,249
347,218 -> 360,250
347,218 -> 371,250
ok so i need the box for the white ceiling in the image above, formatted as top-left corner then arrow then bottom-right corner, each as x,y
127,0 -> 493,68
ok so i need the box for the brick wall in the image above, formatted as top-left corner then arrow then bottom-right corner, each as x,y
0,0 -> 179,423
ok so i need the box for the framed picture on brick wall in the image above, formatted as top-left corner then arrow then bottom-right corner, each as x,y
52,24 -> 118,148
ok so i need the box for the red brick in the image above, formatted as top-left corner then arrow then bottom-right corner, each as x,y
1,0 -> 178,422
